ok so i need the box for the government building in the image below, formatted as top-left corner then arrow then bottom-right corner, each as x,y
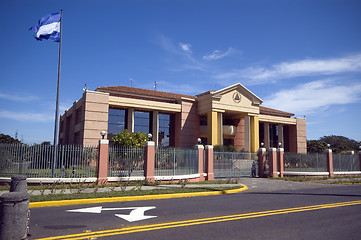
59,83 -> 306,153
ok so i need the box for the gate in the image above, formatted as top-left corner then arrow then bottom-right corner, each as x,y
213,152 -> 258,178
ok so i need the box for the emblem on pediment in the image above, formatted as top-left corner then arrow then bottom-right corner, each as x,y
232,92 -> 241,103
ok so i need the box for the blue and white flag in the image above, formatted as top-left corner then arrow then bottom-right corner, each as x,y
30,12 -> 61,42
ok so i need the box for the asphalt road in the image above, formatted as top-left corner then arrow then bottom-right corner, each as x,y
28,178 -> 361,240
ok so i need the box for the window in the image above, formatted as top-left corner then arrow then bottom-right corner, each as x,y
159,113 -> 170,147
134,111 -> 150,134
108,108 -> 127,140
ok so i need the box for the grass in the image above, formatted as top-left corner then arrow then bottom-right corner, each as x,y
29,186 -> 241,202
276,176 -> 361,184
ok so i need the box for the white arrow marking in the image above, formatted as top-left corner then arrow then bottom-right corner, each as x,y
115,206 -> 157,222
66,206 -> 157,222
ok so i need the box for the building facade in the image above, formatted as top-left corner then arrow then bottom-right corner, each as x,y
59,83 -> 307,153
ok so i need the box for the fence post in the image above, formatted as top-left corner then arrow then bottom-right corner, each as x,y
144,141 -> 155,182
196,145 -> 205,181
205,145 -> 214,180
258,148 -> 266,178
278,148 -> 284,178
268,148 -> 278,178
358,150 -> 361,171
97,139 -> 109,184
325,149 -> 334,177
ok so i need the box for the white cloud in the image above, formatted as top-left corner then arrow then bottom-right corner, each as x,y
0,93 -> 39,102
179,42 -> 192,54
263,80 -> 361,114
0,110 -> 53,122
203,47 -> 235,61
214,54 -> 361,84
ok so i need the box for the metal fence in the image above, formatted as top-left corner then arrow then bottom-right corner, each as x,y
213,152 -> 258,178
284,152 -> 327,172
333,153 -> 360,172
108,146 -> 145,177
0,144 -> 98,178
155,148 -> 198,176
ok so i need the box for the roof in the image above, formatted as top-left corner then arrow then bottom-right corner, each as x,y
96,85 -> 294,117
96,86 -> 196,101
260,106 -> 294,117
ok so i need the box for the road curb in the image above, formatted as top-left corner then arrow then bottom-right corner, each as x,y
29,184 -> 248,208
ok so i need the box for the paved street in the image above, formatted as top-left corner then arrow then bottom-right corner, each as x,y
28,178 -> 361,240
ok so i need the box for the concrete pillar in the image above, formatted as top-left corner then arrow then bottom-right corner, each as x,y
196,145 -> 205,181
144,141 -> 155,182
97,139 -> 109,184
10,175 -> 27,192
325,149 -> 334,177
218,112 -> 223,145
127,108 -> 134,132
278,124 -> 284,148
277,148 -> 284,178
268,148 -> 278,178
244,116 -> 251,152
250,116 -> 260,152
205,145 -> 214,180
152,111 -> 159,146
258,148 -> 266,178
207,112 -> 219,146
264,123 -> 270,148
0,191 -> 30,240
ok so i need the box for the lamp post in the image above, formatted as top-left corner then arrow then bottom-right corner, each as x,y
278,142 -> 282,148
197,138 -> 202,145
260,142 -> 264,148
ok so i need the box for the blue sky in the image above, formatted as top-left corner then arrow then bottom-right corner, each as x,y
1,0 -> 361,144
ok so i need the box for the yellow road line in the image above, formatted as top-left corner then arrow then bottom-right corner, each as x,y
34,200 -> 361,240
29,184 -> 248,208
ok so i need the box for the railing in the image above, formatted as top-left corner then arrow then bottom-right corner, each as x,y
0,144 -> 98,178
284,152 -> 327,173
333,153 -> 360,172
155,148 -> 198,176
214,152 -> 258,178
108,146 -> 144,177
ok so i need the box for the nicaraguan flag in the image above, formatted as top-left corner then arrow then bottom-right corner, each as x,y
30,12 -> 61,42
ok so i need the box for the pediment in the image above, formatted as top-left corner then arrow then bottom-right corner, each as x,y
213,83 -> 263,106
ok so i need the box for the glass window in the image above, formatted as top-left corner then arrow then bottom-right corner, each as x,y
108,108 -> 127,140
134,111 -> 150,134
159,113 -> 170,147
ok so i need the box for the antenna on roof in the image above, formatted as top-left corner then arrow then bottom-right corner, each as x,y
83,83 -> 88,92
154,81 -> 157,91
130,78 -> 134,87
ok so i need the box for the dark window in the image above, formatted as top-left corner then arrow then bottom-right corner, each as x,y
108,108 -> 127,140
134,111 -> 150,134
159,113 -> 170,147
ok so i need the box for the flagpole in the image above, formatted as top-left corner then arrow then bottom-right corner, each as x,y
52,9 -> 63,177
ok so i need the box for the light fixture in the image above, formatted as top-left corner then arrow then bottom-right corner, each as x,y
100,131 -> 106,139
278,142 -> 282,148
327,144 -> 330,149
260,142 -> 264,147
148,133 -> 153,141
197,138 -> 202,144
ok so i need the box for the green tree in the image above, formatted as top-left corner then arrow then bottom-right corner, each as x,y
307,140 -> 328,153
112,129 -> 148,147
308,135 -> 360,153
0,133 -> 21,144
320,135 -> 359,153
